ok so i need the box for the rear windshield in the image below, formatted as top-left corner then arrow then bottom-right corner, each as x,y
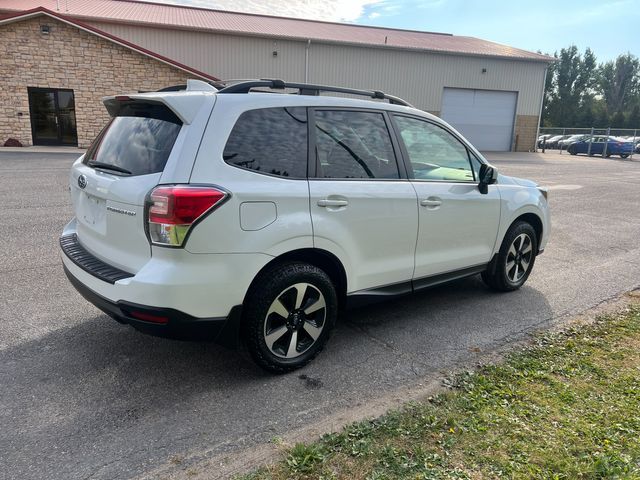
84,102 -> 182,176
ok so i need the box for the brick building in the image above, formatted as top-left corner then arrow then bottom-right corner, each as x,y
0,1 -> 552,151
0,8 -> 213,148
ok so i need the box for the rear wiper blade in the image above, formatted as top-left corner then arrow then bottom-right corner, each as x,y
87,161 -> 132,175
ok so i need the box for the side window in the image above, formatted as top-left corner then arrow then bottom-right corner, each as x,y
223,107 -> 307,178
393,115 -> 475,182
313,110 -> 400,179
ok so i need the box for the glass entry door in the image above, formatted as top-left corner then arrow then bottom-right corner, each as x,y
28,88 -> 78,146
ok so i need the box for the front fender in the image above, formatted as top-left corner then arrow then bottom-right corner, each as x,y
496,185 -> 550,253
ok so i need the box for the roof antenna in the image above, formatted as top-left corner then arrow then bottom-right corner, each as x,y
56,0 -> 60,11
65,0 -> 69,11
384,36 -> 388,44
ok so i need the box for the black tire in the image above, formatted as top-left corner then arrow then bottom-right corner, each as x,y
568,147 -> 577,155
620,154 -> 629,159
243,262 -> 337,373
481,221 -> 538,292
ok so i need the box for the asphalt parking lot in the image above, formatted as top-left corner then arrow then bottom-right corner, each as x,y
1,150 -> 640,479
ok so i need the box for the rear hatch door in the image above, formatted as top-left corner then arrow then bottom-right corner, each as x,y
70,99 -> 186,273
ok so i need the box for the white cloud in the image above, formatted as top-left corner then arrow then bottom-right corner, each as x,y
148,0 -> 385,22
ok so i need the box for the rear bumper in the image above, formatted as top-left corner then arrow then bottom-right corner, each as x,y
63,264 -> 242,346
60,218 -> 272,318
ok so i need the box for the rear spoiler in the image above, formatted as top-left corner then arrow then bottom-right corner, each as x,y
103,80 -> 217,125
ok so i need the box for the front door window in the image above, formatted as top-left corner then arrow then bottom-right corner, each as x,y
28,87 -> 78,146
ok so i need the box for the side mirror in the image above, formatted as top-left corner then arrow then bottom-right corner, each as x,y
478,164 -> 498,194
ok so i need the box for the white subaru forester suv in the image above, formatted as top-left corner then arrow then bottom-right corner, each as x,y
61,79 -> 549,373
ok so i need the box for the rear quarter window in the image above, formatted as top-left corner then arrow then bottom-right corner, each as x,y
223,107 -> 308,178
84,102 -> 182,176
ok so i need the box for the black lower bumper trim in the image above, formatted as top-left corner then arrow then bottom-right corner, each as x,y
60,233 -> 133,284
63,264 -> 242,347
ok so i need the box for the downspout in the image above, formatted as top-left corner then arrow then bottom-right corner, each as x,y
305,39 -> 311,82
535,64 -> 549,152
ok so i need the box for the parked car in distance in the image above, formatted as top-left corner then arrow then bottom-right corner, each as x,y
567,136 -> 634,158
537,134 -> 554,147
543,135 -> 565,148
558,134 -> 588,149
626,137 -> 640,151
59,79 -> 550,373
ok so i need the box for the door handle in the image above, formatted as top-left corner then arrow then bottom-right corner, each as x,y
420,198 -> 442,207
317,199 -> 348,207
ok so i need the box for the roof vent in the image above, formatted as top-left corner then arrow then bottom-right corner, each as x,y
186,79 -> 218,92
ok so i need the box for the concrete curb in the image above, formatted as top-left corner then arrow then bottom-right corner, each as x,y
0,146 -> 86,153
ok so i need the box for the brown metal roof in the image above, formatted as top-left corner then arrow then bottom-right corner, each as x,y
0,7 -> 220,81
0,0 -> 553,62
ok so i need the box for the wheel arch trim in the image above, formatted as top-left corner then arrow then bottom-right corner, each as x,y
502,208 -> 545,254
244,247 -> 349,308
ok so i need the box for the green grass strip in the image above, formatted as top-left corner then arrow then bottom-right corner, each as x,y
239,306 -> 640,480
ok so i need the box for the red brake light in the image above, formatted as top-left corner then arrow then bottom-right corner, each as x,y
147,185 -> 228,247
149,186 -> 226,224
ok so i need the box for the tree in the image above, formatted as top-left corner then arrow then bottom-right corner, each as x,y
611,111 -> 625,128
627,105 -> 640,129
580,104 -> 595,127
541,56 -> 556,125
594,109 -> 610,128
543,46 -> 598,126
599,54 -> 640,115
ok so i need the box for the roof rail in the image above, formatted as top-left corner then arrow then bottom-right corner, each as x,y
216,79 -> 413,107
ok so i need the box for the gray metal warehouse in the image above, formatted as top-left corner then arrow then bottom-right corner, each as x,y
0,0 -> 553,151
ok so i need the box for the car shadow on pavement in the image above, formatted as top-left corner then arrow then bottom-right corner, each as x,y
1,275 -> 555,413
0,275 -> 553,480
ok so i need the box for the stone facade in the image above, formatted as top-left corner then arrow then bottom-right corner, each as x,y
514,114 -> 539,152
0,16 -> 197,147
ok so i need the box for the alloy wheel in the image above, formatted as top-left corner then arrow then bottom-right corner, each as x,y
506,233 -> 533,283
263,283 -> 326,359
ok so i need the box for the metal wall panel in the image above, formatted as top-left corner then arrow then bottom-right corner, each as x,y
89,21 -> 308,82
307,43 -> 545,115
88,22 -> 546,116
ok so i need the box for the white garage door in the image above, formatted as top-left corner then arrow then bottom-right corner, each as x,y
441,88 -> 517,152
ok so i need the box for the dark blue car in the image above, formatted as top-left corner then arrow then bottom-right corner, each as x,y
567,136 -> 634,158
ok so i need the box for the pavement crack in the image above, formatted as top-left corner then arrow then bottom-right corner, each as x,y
341,320 -> 433,374
79,457 -> 124,480
341,320 -> 396,351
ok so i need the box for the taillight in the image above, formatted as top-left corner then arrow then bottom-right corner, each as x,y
146,185 -> 228,247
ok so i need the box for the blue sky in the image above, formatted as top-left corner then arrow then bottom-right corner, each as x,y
153,0 -> 639,62
355,0 -> 639,61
